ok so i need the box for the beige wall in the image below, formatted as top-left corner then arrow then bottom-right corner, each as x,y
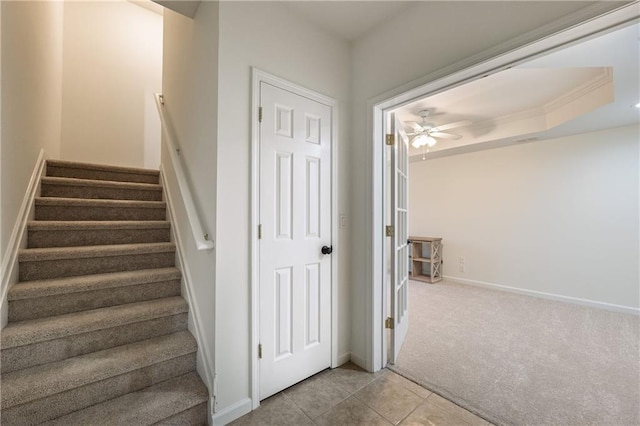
161,2 -> 219,399
409,125 -> 639,309
60,1 -> 162,169
1,0 -> 63,262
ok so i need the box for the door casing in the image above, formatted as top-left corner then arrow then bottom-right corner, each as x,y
368,4 -> 639,371
250,67 -> 339,409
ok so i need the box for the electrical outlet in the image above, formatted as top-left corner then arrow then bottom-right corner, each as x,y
458,256 -> 465,273
340,214 -> 347,229
459,264 -> 466,273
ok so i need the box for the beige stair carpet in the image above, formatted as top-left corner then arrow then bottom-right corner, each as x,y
1,159 -> 209,425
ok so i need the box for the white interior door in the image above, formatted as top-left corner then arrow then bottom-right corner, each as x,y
389,112 -> 409,364
259,82 -> 332,399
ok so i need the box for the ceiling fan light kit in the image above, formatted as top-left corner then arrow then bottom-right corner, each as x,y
411,134 -> 437,148
406,108 -> 471,149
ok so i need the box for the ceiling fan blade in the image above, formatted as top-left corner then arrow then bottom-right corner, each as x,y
430,131 -> 462,140
435,120 -> 472,131
407,122 -> 424,132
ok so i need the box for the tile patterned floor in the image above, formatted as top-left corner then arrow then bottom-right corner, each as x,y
230,363 -> 491,425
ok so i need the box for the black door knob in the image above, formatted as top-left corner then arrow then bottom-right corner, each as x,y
321,245 -> 333,255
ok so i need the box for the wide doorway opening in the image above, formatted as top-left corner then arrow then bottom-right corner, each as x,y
378,13 -> 639,426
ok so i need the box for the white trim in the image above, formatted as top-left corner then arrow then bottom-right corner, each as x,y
250,67 -> 339,410
159,168 -> 215,395
211,397 -> 252,426
444,275 -> 640,316
154,93 -> 214,251
0,149 -> 46,328
250,69 -> 260,410
350,352 -> 367,371
337,352 -> 351,367
368,3 -> 640,372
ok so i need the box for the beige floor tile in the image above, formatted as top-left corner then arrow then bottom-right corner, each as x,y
327,362 -> 377,394
384,371 -> 432,399
355,375 -> 424,424
426,394 -> 487,426
229,393 -> 313,426
400,400 -> 470,426
232,367 -> 489,426
282,370 -> 351,419
314,396 -> 393,426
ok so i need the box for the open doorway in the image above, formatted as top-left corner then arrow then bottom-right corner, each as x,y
378,9 -> 639,425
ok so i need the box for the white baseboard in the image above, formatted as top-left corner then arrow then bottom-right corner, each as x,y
160,167 -> 216,395
350,353 -> 368,371
443,275 -> 640,316
212,397 -> 252,425
337,352 -> 351,367
0,149 -> 46,328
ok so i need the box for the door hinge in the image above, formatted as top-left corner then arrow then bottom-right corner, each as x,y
385,317 -> 394,329
258,343 -> 263,359
159,94 -> 165,105
385,225 -> 394,237
258,106 -> 263,123
258,224 -> 262,239
385,134 -> 394,146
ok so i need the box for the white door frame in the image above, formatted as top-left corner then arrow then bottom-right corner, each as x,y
250,68 -> 339,409
367,4 -> 640,371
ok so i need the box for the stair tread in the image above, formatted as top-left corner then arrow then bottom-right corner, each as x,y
8,268 -> 181,301
28,220 -> 171,231
19,242 -> 175,261
1,331 -> 196,410
41,176 -> 162,191
44,372 -> 208,426
46,160 -> 160,177
35,197 -> 165,208
2,296 -> 188,349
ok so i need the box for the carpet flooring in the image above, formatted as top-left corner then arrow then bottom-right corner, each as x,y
389,280 -> 640,426
1,160 -> 208,424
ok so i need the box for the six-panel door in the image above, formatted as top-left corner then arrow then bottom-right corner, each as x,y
259,82 -> 332,399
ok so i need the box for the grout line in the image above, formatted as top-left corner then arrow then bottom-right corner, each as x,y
263,366 -> 483,426
280,392 -> 317,424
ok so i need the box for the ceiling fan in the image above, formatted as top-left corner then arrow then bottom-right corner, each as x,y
406,109 -> 472,148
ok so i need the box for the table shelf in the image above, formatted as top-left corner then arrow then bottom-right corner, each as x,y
409,236 -> 443,284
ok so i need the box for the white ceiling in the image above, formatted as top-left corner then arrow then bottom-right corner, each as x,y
398,68 -> 610,123
396,22 -> 640,159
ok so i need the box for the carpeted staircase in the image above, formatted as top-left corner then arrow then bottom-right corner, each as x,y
1,160 -> 209,425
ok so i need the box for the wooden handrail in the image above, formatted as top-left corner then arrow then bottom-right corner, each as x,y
154,93 -> 214,251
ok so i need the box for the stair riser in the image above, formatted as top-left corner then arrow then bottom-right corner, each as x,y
19,252 -> 175,281
1,353 -> 196,425
47,164 -> 159,184
46,372 -> 208,426
41,183 -> 162,201
28,227 -> 171,248
9,280 -> 181,321
2,314 -> 188,373
35,204 -> 166,221
156,403 -> 208,425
